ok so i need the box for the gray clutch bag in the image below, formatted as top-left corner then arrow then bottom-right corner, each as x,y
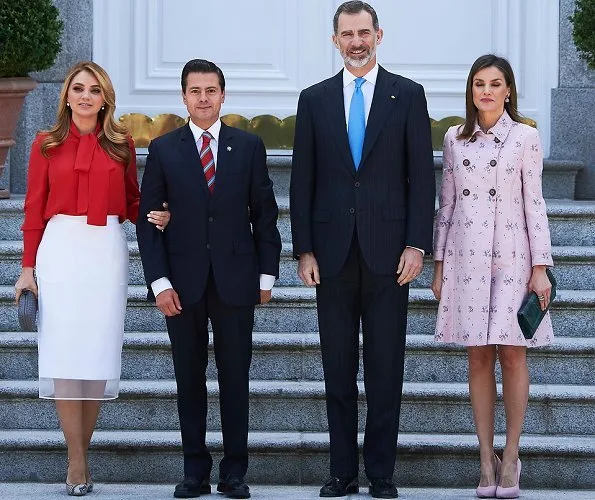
18,290 -> 38,331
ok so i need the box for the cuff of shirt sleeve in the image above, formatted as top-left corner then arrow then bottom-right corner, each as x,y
151,277 -> 173,297
260,274 -> 275,290
407,246 -> 425,256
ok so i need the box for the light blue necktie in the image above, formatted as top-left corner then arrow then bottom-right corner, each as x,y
348,77 -> 366,170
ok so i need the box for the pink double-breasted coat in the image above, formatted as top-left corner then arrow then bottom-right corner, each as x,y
434,111 -> 554,347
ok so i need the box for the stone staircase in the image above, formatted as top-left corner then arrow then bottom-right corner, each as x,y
0,154 -> 593,490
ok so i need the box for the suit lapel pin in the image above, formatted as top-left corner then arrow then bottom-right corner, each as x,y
227,146 -> 232,151
390,95 -> 396,99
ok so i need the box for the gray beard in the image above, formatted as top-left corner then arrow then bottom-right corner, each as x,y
342,46 -> 376,68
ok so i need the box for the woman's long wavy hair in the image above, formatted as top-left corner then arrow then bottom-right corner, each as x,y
40,61 -> 131,166
457,54 -> 522,140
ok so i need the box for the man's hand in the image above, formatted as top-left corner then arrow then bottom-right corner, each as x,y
260,289 -> 272,305
297,252 -> 320,287
156,288 -> 182,316
396,247 -> 423,286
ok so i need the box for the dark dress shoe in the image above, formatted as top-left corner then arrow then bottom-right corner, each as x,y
217,475 -> 251,498
368,478 -> 398,498
173,477 -> 211,498
319,476 -> 359,497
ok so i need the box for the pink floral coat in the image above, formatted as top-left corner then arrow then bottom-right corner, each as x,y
434,111 -> 554,347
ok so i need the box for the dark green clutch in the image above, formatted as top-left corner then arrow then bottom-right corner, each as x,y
517,268 -> 556,340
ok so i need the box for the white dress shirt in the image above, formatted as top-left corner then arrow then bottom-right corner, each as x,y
150,119 -> 275,297
343,63 -> 378,128
342,65 -> 425,257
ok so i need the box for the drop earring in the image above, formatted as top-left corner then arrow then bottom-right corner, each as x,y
505,96 -> 510,103
101,105 -> 105,110
66,102 -> 70,107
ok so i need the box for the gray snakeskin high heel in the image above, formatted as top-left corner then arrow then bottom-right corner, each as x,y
66,459 -> 88,496
66,482 -> 87,496
86,471 -> 94,493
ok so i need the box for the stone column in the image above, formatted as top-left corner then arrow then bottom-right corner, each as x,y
551,0 -> 595,199
9,0 -> 93,195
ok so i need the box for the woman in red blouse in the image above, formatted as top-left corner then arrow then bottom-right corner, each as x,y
14,61 -> 169,496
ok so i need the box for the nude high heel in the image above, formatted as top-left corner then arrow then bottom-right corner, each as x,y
496,458 -> 521,499
476,454 -> 502,498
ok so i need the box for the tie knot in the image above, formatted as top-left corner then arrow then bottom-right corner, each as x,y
201,131 -> 213,143
354,77 -> 365,90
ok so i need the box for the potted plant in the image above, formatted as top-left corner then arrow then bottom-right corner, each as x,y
0,0 -> 63,198
570,0 -> 595,70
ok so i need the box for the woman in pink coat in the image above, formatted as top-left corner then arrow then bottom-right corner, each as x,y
432,55 -> 554,499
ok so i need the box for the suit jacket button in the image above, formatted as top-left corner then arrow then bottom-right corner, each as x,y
489,188 -> 496,196
494,137 -> 501,143
490,159 -> 497,166
206,243 -> 211,250
208,216 -> 214,223
349,208 -> 355,214
463,159 -> 470,166
463,189 -> 470,196
354,181 -> 360,187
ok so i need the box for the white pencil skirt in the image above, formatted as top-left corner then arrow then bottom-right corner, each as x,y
35,215 -> 129,400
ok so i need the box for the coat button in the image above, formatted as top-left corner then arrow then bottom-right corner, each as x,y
489,188 -> 496,196
494,137 -> 501,143
469,136 -> 476,143
463,159 -> 470,166
206,243 -> 211,250
208,216 -> 214,223
463,189 -> 470,196
354,181 -> 360,187
490,159 -> 497,166
349,208 -> 355,214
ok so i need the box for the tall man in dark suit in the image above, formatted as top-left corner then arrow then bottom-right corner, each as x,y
290,2 -> 435,497
137,59 -> 281,499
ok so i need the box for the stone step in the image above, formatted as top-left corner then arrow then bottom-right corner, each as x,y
3,197 -> 595,246
0,430 -> 592,488
1,332 -> 593,386
0,241 -> 302,288
0,484 -> 593,500
4,241 -> 595,290
2,285 -> 595,336
1,379 -> 593,436
135,154 -> 584,201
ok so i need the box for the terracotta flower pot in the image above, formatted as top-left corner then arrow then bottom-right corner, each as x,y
0,77 -> 38,198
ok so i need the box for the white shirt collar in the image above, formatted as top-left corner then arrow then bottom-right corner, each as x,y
342,63 -> 379,88
188,118 -> 222,144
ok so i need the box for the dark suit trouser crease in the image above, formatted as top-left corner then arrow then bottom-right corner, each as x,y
166,269 -> 254,481
316,234 -> 409,479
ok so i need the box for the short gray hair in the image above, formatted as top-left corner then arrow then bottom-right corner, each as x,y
333,1 -> 379,34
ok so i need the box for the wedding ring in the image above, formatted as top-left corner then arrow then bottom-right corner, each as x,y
538,295 -> 545,301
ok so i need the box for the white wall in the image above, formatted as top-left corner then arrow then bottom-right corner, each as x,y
93,0 -> 559,153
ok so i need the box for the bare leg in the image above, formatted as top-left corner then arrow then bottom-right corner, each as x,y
55,379 -> 105,484
81,380 -> 106,483
55,399 -> 86,485
82,399 -> 102,481
498,345 -> 528,487
467,345 -> 498,487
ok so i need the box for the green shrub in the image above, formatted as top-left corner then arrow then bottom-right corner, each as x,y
0,0 -> 64,77
570,0 -> 595,70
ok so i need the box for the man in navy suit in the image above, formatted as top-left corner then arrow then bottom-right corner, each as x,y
290,2 -> 435,497
137,59 -> 281,499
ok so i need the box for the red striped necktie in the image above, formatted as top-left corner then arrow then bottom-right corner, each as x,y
199,131 -> 215,194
